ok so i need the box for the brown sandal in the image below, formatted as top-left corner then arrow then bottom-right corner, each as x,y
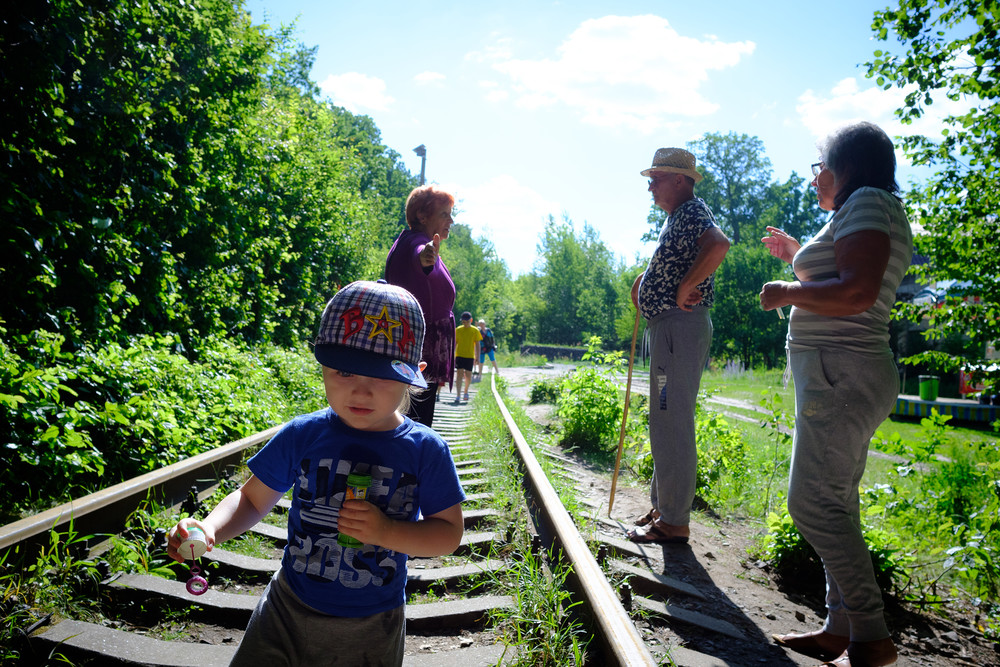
634,508 -> 660,526
626,520 -> 689,544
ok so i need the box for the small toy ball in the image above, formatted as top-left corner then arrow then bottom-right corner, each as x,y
186,565 -> 208,596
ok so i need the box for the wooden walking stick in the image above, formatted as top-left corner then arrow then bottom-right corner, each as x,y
608,305 -> 641,516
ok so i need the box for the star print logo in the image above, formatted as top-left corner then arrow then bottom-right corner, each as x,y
365,306 -> 400,343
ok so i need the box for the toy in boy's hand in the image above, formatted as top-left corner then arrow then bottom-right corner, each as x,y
178,526 -> 208,559
178,526 -> 210,595
186,562 -> 209,595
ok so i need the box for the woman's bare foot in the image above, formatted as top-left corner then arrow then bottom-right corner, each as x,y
823,638 -> 898,666
772,629 -> 849,661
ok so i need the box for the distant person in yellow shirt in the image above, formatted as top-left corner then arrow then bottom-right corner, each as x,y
454,312 -> 481,402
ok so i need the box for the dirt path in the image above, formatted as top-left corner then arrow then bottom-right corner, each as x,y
491,364 -> 996,667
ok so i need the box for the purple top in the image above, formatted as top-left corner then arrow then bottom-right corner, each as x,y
384,229 -> 456,387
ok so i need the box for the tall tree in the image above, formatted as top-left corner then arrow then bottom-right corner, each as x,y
711,243 -> 790,369
642,133 -> 806,246
508,273 -> 545,349
535,216 -> 623,346
438,223 -> 511,340
867,0 -> 1000,388
689,133 -> 774,244
758,173 -> 828,242
0,0 -> 417,350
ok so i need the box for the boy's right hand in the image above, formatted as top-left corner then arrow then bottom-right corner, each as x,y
167,519 -> 215,563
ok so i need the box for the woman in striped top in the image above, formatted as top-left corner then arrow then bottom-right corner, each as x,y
760,121 -> 912,667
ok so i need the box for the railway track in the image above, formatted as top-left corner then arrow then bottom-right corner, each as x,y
4,372 -> 767,666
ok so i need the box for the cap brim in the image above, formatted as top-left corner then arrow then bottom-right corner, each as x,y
314,345 -> 427,388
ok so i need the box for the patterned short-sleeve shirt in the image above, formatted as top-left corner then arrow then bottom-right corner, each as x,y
638,197 -> 720,320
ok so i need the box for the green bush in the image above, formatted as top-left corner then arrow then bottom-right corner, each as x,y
0,330 -> 324,520
695,410 -> 750,505
555,338 -> 624,453
869,413 -> 1000,606
754,504 -> 909,602
528,377 -> 562,404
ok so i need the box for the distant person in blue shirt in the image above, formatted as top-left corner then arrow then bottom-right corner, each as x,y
168,280 -> 465,667
475,318 -> 500,377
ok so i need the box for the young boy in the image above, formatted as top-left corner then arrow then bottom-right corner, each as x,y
475,318 -> 500,377
453,311 -> 481,402
168,280 -> 466,666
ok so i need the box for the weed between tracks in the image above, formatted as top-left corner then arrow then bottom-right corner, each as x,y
464,378 -> 590,664
1,368 -> 599,665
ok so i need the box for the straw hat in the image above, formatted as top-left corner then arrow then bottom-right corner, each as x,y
640,147 -> 703,183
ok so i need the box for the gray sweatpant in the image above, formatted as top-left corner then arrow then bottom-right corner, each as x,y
647,306 -> 713,526
787,347 -> 899,642
229,568 -> 405,666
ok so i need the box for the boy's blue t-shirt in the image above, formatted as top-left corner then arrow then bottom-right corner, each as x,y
247,407 -> 466,617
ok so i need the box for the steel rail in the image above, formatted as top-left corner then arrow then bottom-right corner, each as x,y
11,380 -> 658,664
0,424 -> 282,553
489,373 -> 656,666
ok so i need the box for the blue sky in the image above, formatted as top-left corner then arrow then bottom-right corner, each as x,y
245,1 -> 960,276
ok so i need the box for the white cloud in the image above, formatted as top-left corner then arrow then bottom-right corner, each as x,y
797,76 -> 976,151
415,71 -> 446,85
444,175 -> 561,276
484,15 -> 755,131
479,80 -> 510,103
318,72 -> 395,112
465,37 -> 514,64
797,78 -> 903,139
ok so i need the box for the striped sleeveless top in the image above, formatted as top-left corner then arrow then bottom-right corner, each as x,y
788,187 -> 913,356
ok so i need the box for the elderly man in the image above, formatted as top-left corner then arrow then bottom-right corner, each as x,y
627,148 -> 730,544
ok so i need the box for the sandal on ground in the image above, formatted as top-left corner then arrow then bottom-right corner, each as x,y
772,630 -> 848,662
634,508 -> 660,527
626,519 -> 689,544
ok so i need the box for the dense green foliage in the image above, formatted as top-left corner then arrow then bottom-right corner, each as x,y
1,0 -> 416,350
555,338 -> 626,452
0,327 -> 324,520
867,0 -> 1000,390
712,243 -> 791,368
1,0 -> 415,514
438,224 -> 515,347
533,217 -> 626,347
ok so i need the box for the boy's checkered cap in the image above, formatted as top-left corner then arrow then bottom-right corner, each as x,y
314,280 -> 427,387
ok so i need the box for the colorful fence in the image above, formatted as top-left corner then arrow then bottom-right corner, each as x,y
893,394 -> 999,424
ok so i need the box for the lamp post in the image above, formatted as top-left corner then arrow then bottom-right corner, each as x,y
413,144 -> 426,185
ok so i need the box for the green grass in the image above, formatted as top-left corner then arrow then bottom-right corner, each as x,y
464,379 -> 592,663
687,367 -> 999,634
527,355 -> 1000,637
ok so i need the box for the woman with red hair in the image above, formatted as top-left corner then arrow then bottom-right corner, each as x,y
384,185 -> 457,427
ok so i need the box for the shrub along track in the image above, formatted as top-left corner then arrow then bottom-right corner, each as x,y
11,372 -> 986,665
